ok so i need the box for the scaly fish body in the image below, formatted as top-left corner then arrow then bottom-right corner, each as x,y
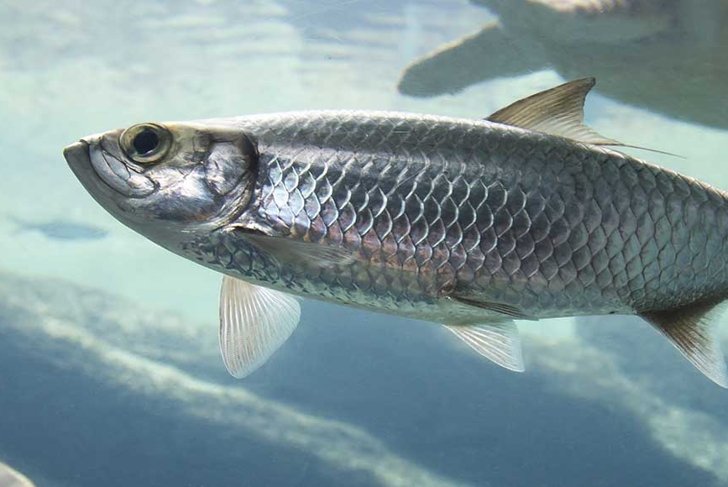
64,79 -> 728,385
200,111 -> 727,323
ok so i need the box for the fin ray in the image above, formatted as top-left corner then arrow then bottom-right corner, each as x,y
239,230 -> 355,269
641,300 -> 728,388
448,294 -> 533,320
487,78 -> 620,146
445,322 -> 525,372
219,276 -> 300,378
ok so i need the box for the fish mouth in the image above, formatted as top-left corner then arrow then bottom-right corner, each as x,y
64,139 -> 103,193
64,138 -> 156,199
64,140 -> 90,175
64,139 -> 113,207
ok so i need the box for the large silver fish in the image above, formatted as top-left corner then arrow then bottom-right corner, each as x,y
64,79 -> 728,386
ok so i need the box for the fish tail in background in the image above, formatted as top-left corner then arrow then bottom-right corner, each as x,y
640,300 -> 728,387
397,21 -> 547,97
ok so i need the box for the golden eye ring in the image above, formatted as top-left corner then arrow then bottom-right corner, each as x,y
120,123 -> 172,164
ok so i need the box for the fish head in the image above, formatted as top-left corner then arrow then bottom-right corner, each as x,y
64,122 -> 257,247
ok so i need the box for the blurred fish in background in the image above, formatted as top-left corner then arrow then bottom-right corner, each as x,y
7,216 -> 108,241
399,0 -> 728,129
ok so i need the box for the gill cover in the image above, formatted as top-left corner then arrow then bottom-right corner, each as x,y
118,122 -> 257,196
203,131 -> 257,197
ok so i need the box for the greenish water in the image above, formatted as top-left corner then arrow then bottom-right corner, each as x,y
1,1 -> 728,486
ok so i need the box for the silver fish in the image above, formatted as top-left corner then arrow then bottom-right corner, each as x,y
63,79 -> 728,386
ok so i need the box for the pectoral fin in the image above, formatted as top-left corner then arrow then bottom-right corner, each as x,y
235,228 -> 355,269
219,276 -> 300,379
448,293 -> 534,320
641,300 -> 728,388
445,322 -> 525,372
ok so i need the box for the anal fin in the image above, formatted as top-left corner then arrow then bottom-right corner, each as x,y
445,322 -> 524,372
641,300 -> 728,388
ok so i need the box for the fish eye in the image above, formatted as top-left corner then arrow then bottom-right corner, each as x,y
120,123 -> 172,164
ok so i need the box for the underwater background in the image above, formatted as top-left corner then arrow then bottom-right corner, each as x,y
1,0 -> 728,485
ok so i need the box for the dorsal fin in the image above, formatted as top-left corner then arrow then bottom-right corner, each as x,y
486,78 -> 620,146
641,300 -> 728,388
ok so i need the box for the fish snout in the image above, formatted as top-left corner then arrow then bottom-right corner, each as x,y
65,135 -> 156,199
63,140 -> 90,169
64,139 -> 98,191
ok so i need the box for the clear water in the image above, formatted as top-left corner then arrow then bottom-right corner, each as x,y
1,1 -> 728,486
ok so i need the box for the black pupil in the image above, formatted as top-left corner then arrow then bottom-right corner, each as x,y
133,128 -> 159,155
